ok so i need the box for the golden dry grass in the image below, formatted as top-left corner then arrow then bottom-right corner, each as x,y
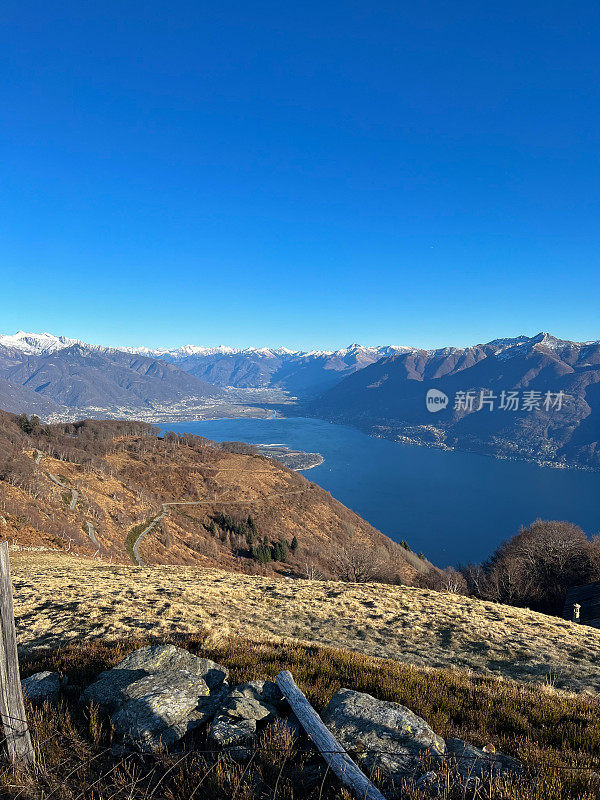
11,551 -> 600,694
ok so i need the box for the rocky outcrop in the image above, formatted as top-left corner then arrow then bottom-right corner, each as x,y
79,647 -> 524,794
82,645 -> 229,752
446,738 -> 524,782
208,680 -> 289,758
21,671 -> 61,704
321,688 -> 446,781
321,688 -> 523,795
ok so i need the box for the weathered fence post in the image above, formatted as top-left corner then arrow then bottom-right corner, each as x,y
277,670 -> 386,800
0,542 -> 35,764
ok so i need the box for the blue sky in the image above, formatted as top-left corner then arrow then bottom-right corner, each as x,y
1,1 -> 598,350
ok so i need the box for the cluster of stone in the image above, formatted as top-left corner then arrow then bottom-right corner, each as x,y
22,645 -> 524,796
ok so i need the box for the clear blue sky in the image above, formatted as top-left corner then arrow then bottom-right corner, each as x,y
1,1 -> 598,350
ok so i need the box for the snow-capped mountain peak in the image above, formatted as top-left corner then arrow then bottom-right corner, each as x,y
0,331 -> 81,355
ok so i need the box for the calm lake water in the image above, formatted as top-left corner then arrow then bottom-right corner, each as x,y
161,417 -> 600,567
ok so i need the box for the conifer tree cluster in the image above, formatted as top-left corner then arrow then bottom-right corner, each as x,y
208,512 -> 299,565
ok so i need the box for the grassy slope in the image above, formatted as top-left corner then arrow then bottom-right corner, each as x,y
3,440 -> 430,582
12,551 -> 600,694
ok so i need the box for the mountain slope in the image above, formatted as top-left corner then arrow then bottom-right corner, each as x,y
12,549 -> 600,694
0,410 -> 429,582
311,333 -> 600,469
149,343 -> 413,396
0,339 -> 226,418
0,376 -> 66,416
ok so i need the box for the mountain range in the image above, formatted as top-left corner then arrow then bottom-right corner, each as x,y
0,332 -> 225,419
0,332 -> 410,408
1,330 -> 599,469
310,332 -> 600,469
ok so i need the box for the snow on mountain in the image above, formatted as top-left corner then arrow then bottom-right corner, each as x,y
0,331 -> 82,355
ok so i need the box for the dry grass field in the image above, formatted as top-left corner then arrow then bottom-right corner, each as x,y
11,551 -> 600,694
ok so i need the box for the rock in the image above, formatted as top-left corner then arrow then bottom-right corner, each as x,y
21,671 -> 61,704
415,771 -> 442,796
111,669 -> 211,751
82,668 -> 148,711
445,738 -> 524,782
240,680 -> 288,711
321,688 -> 446,782
119,670 -> 210,704
81,645 -> 229,752
115,645 -> 228,689
209,713 -> 256,758
219,679 -> 288,724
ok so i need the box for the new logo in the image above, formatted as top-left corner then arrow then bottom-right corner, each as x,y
426,388 -> 449,413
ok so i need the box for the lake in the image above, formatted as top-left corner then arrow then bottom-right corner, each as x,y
161,417 -> 600,566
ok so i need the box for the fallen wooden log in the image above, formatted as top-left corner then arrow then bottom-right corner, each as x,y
276,669 -> 386,800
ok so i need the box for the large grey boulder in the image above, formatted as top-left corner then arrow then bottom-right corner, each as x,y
82,668 -> 148,711
82,645 -> 229,711
111,670 -> 211,751
81,646 -> 229,752
115,645 -> 229,689
322,688 -> 446,781
445,738 -> 523,782
22,671 -> 61,704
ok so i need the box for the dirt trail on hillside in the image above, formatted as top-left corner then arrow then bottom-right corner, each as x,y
132,469 -> 308,565
11,551 -> 600,695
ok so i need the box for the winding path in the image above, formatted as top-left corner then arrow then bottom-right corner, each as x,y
85,521 -> 101,550
131,490 -> 307,567
33,448 -> 308,566
35,451 -> 101,550
47,473 -> 78,511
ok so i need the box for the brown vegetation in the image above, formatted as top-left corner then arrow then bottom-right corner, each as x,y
3,631 -> 600,799
461,520 -> 600,615
0,410 -> 430,583
11,551 -> 600,694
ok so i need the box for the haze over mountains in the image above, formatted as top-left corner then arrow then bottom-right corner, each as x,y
1,330 -> 599,469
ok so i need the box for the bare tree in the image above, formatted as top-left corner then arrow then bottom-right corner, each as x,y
329,543 -> 388,583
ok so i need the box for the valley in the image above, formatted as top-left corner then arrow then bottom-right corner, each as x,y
2,330 -> 600,472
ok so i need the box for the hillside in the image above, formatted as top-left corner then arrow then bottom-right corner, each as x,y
11,550 -> 600,695
0,410 -> 427,582
0,335 -> 234,420
310,332 -> 600,469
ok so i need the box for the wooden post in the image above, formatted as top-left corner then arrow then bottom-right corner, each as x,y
277,670 -> 386,800
0,542 -> 35,764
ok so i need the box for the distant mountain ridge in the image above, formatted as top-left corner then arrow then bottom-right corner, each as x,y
0,333 -> 226,419
0,332 -> 414,398
2,330 -> 599,469
310,332 -> 600,470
